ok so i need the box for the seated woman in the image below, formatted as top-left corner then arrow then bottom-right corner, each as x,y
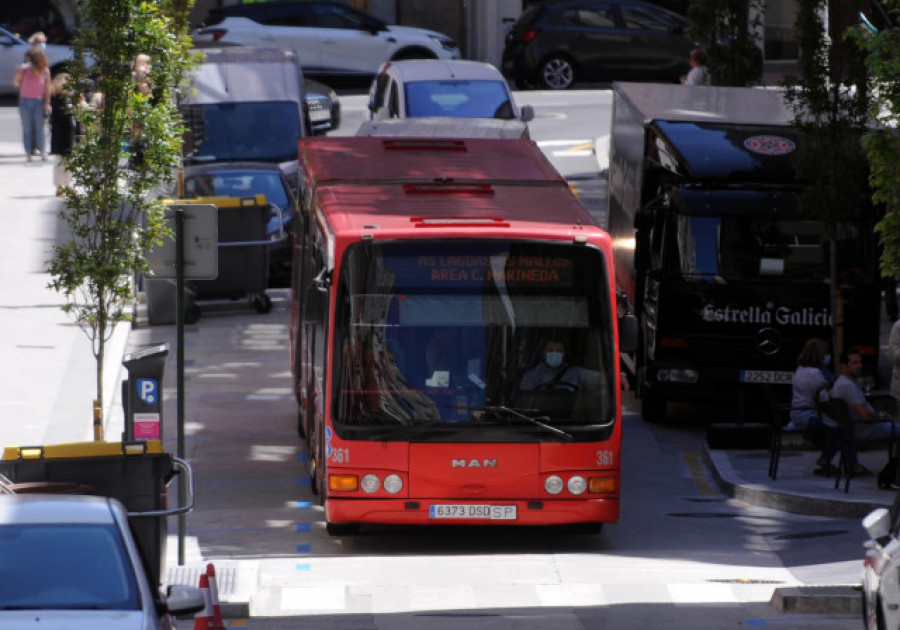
787,338 -> 839,476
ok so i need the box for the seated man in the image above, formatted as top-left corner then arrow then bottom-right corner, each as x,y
830,348 -> 898,478
519,338 -> 600,392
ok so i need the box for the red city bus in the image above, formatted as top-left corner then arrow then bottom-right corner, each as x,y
290,136 -> 636,535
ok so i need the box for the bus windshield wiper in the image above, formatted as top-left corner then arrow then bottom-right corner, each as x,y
475,406 -> 573,441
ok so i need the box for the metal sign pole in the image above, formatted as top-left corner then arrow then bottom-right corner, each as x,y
175,206 -> 186,566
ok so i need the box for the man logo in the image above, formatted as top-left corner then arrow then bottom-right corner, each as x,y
755,327 -> 782,356
452,459 -> 498,468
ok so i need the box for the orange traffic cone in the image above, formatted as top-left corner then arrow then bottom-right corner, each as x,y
193,573 -> 215,630
206,563 -> 226,630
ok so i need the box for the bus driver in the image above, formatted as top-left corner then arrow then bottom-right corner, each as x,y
520,338 -> 601,392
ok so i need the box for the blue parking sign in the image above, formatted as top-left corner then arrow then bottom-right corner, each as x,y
136,378 -> 158,405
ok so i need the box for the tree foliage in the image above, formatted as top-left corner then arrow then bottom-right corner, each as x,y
46,0 -> 196,438
687,0 -> 764,86
780,0 -> 872,358
851,0 -> 900,278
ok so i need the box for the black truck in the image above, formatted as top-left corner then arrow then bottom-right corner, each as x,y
606,82 -> 881,422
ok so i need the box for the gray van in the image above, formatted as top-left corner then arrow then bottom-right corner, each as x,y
182,46 -> 311,169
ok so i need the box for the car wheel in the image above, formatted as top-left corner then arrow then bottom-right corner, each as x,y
538,55 -> 576,90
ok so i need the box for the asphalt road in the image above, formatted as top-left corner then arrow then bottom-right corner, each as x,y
0,91 -> 870,629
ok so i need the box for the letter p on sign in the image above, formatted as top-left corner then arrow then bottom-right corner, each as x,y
136,378 -> 158,405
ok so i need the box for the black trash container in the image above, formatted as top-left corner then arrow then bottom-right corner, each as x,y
0,440 -> 193,588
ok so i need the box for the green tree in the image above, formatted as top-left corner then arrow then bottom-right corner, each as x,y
687,0 -> 764,86
46,0 -> 196,439
852,0 -> 900,281
781,0 -> 871,359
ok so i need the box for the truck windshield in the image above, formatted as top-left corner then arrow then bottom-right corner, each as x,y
332,240 -> 615,441
182,101 -> 301,163
671,214 -> 872,284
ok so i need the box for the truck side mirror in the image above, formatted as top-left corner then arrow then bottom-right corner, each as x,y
634,206 -> 654,230
618,313 -> 638,354
634,232 -> 650,271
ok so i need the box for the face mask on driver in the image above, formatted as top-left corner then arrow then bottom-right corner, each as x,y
544,351 -> 563,369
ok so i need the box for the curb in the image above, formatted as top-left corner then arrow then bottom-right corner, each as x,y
770,585 -> 861,615
702,446 -> 885,519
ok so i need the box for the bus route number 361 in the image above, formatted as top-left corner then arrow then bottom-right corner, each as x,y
597,450 -> 614,466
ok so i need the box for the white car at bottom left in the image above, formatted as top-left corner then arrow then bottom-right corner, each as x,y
0,494 -> 205,630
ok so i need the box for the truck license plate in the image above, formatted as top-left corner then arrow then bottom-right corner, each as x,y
740,370 -> 793,384
429,504 -> 517,520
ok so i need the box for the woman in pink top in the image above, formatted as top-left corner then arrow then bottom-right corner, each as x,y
13,50 -> 51,161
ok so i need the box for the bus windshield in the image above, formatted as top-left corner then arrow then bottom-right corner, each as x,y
332,240 -> 615,442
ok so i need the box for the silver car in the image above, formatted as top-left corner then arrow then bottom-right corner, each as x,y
0,494 -> 204,629
367,59 -> 534,123
0,27 -> 74,95
862,498 -> 900,630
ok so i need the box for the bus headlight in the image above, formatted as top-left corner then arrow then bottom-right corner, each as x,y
383,474 -> 403,494
545,475 -> 564,495
567,476 -> 587,495
360,474 -> 380,493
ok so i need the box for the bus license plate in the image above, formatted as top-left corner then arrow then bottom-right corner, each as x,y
740,370 -> 793,384
429,504 -> 517,520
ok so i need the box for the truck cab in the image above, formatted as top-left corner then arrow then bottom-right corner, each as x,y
606,82 -> 880,422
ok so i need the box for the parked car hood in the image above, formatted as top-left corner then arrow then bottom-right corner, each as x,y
0,610 -> 147,629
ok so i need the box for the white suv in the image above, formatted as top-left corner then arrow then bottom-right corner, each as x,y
193,1 -> 460,81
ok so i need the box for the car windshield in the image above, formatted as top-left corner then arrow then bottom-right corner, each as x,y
405,80 -> 515,119
184,170 -> 289,209
182,101 -> 300,163
0,523 -> 140,610
332,240 -> 616,442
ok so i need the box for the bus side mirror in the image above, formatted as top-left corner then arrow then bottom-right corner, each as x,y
634,232 -> 650,271
303,286 -> 327,322
618,313 -> 638,354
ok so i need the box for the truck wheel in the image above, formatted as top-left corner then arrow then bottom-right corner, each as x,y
640,386 -> 666,423
538,55 -> 576,90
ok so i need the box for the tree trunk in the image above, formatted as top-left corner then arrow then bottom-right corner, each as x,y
94,332 -> 105,441
830,233 -> 844,361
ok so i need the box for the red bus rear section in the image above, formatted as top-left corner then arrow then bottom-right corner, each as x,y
290,137 -> 635,535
